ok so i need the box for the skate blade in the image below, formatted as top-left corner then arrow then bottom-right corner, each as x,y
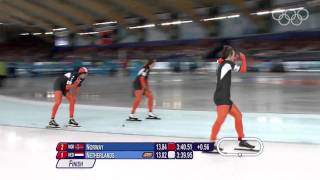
146,117 -> 161,120
126,118 -> 142,122
234,147 -> 259,152
202,151 -> 219,154
65,124 -> 81,127
46,125 -> 60,129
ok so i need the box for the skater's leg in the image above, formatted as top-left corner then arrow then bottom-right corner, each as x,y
144,89 -> 160,119
131,90 -> 143,114
229,104 -> 245,141
66,93 -> 80,126
210,105 -> 229,141
51,91 -> 62,119
144,89 -> 153,112
66,92 -> 76,119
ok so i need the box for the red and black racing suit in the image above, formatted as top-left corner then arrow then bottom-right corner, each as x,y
51,72 -> 84,119
131,65 -> 154,114
211,53 -> 247,141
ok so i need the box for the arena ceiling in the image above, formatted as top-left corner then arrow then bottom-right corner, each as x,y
0,0 -> 257,33
0,0 -> 314,36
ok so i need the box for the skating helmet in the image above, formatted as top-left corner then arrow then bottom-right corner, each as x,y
78,67 -> 88,74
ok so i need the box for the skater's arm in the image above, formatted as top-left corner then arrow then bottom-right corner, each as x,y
232,52 -> 247,73
74,87 -> 80,95
239,52 -> 247,73
140,76 -> 146,89
139,76 -> 147,89
145,78 -> 150,89
66,78 -> 81,90
138,68 -> 148,90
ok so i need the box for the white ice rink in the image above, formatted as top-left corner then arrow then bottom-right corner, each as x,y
0,95 -> 320,180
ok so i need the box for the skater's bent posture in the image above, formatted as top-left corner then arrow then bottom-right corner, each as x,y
211,45 -> 254,149
49,67 -> 88,127
128,59 -> 159,121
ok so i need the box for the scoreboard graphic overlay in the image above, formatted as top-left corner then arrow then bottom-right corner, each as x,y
56,139 -> 263,168
55,142 -> 213,168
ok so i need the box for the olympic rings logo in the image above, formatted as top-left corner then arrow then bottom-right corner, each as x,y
272,8 -> 309,26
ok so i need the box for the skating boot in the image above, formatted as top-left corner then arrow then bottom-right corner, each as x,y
146,112 -> 161,120
47,119 -> 60,128
67,118 -> 80,127
127,113 -> 142,121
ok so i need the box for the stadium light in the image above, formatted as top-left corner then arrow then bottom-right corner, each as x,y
287,7 -> 305,11
19,33 -> 30,36
160,20 -> 193,26
202,17 -> 226,21
45,32 -> 54,35
128,24 -> 156,29
202,14 -> 240,21
93,21 -> 117,25
227,14 -> 240,18
78,31 -> 99,35
251,7 -> 305,16
32,33 -> 42,36
251,11 -> 270,15
52,28 -> 67,31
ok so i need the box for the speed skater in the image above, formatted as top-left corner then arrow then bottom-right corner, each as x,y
211,45 -> 255,150
49,67 -> 88,127
128,59 -> 160,121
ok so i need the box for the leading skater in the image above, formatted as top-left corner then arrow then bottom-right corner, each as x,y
211,45 -> 254,150
48,67 -> 88,127
128,59 -> 160,121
